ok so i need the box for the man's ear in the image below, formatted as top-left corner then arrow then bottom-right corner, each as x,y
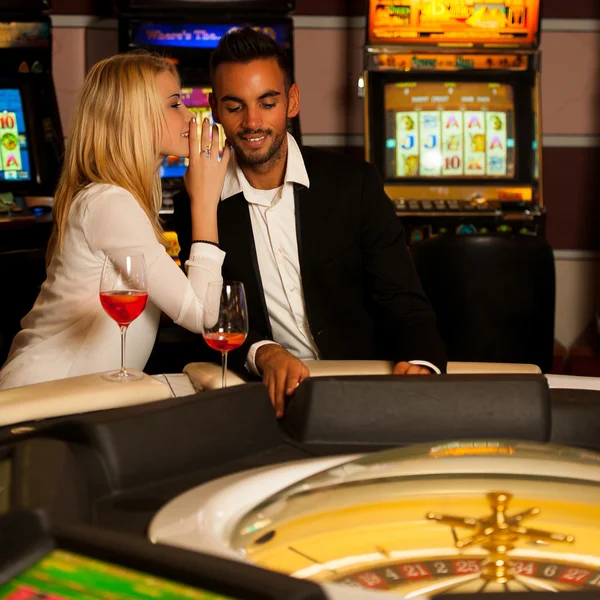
287,83 -> 300,119
209,91 -> 221,124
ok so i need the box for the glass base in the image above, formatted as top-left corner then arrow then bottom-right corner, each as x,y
101,369 -> 145,383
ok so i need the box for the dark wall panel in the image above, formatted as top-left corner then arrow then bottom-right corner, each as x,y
541,0 -> 600,19
51,0 -> 111,15
295,0 -> 349,15
543,147 -> 600,251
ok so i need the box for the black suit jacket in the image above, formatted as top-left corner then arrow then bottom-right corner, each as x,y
174,146 -> 447,373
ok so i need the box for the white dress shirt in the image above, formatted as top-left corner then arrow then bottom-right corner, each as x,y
0,183 -> 225,390
221,134 -> 440,375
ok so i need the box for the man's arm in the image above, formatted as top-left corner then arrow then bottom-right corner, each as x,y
359,163 -> 447,372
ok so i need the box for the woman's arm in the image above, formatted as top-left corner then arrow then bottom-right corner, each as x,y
85,117 -> 232,334
84,187 -> 223,334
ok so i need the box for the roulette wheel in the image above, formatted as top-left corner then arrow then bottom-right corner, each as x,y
150,440 -> 600,597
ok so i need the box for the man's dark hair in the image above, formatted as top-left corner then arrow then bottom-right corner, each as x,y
209,27 -> 292,91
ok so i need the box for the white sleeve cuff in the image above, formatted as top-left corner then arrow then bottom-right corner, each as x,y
186,241 -> 226,266
408,360 -> 441,375
246,340 -> 281,376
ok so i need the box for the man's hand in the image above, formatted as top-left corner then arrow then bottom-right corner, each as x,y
255,344 -> 310,418
393,361 -> 432,375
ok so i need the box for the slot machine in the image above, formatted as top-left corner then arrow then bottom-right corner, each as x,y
361,0 -> 543,244
0,510 -> 327,600
0,0 -> 64,252
114,0 -> 299,263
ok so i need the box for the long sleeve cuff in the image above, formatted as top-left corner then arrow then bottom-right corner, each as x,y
246,340 -> 281,375
186,241 -> 226,266
408,360 -> 441,374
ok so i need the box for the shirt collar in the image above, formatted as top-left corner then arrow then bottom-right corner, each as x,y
221,133 -> 310,201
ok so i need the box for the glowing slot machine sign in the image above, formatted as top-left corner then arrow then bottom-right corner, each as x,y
0,89 -> 31,182
369,0 -> 541,47
385,81 -> 515,179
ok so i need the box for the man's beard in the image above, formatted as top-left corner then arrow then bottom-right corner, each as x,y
232,128 -> 286,167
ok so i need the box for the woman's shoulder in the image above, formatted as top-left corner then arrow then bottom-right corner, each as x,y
78,182 -> 137,205
76,183 -> 144,219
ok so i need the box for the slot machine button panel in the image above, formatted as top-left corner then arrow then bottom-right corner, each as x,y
470,193 -> 488,210
456,224 -> 478,235
392,198 -> 503,215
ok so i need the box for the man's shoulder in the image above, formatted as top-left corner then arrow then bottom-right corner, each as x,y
299,145 -> 375,178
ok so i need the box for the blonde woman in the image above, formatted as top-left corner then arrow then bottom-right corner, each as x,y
0,52 -> 230,389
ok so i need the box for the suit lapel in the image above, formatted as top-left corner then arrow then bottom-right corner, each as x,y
295,148 -> 329,266
294,179 -> 327,344
218,192 -> 272,338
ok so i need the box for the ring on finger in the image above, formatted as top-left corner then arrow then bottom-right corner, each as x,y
201,147 -> 211,159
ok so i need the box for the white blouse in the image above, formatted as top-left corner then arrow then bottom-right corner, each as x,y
0,183 -> 224,390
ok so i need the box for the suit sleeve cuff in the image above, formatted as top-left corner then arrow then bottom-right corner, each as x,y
246,340 -> 281,376
408,360 -> 441,374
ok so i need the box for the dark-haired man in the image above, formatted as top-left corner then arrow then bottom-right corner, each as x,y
175,27 -> 446,416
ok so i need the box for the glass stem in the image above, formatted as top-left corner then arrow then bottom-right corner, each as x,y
120,325 -> 128,376
222,351 -> 228,388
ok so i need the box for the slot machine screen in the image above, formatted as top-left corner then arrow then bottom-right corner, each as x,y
0,548 -> 237,599
384,81 -> 516,180
159,86 -> 225,180
0,89 -> 32,183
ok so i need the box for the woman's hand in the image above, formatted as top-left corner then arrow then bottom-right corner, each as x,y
183,116 -> 231,212
184,117 -> 231,242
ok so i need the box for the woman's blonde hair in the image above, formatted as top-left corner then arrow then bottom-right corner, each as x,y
47,51 -> 179,260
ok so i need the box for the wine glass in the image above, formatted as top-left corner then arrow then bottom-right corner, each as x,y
202,281 -> 249,388
99,251 -> 148,382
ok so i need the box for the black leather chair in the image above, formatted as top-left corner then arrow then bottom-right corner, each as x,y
0,248 -> 47,364
410,234 -> 555,373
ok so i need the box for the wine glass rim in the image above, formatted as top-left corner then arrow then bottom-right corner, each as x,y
101,250 -> 148,294
208,280 -> 245,286
105,250 -> 145,258
208,279 -> 244,285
